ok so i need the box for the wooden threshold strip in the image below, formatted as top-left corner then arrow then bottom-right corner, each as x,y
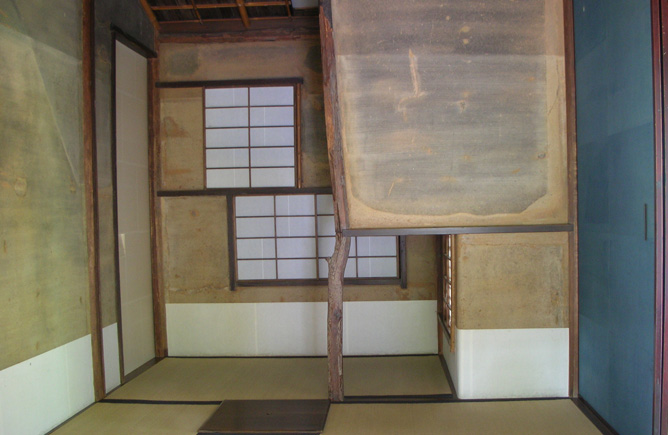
342,224 -> 574,237
101,399 -> 221,406
158,186 -> 332,197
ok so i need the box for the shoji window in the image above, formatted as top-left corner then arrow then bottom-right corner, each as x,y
441,234 -> 455,350
234,194 -> 400,284
204,84 -> 299,188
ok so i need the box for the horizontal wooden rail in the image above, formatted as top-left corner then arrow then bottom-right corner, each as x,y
342,224 -> 574,237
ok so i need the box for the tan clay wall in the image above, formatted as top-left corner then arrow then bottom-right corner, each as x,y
0,1 -> 89,370
455,232 -> 569,330
158,40 -> 438,303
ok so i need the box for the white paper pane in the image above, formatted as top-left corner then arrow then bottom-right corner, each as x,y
250,107 -> 294,127
277,237 -> 316,259
206,149 -> 249,168
249,86 -> 294,106
206,128 -> 248,148
316,194 -> 334,215
318,258 -> 356,279
205,88 -> 248,107
250,168 -> 295,187
235,196 -> 274,217
317,237 -> 336,258
276,216 -> 315,237
277,259 -> 317,279
206,169 -> 249,188
250,127 -> 295,147
357,257 -> 397,278
238,259 -> 276,280
206,108 -> 248,128
275,195 -> 314,216
317,215 -> 335,236
236,217 -> 275,238
357,236 -> 398,256
236,238 -> 276,259
317,236 -> 356,258
250,147 -> 294,168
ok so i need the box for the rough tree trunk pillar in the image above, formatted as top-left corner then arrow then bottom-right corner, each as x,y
327,232 -> 350,402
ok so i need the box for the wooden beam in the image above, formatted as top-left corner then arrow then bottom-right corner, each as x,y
320,0 -> 350,231
342,224 -> 573,237
83,0 -> 106,400
148,55 -> 168,358
327,233 -> 350,402
236,0 -> 251,28
151,4 -> 237,10
139,0 -> 161,31
563,0 -> 579,399
157,15 -> 318,38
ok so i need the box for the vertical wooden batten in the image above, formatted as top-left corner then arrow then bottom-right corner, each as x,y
563,0 -> 579,399
83,0 -> 106,400
651,0 -> 666,431
149,51 -> 168,358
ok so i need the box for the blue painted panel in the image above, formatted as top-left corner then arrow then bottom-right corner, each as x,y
574,1 -> 655,434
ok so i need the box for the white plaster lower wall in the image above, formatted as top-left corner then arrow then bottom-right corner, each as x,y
0,335 -> 95,435
103,323 -> 121,393
443,327 -> 569,399
166,301 -> 438,356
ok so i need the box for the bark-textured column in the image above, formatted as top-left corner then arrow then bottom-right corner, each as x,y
327,233 -> 350,402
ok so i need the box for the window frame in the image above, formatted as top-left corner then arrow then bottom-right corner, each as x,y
228,189 -> 406,288
202,78 -> 302,190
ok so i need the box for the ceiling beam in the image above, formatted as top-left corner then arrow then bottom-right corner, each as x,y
236,0 -> 251,28
157,15 -> 318,37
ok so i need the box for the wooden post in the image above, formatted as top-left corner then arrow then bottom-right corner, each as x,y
327,232 -> 350,402
83,0 -> 106,400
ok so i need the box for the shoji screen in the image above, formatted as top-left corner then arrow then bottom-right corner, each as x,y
204,85 -> 297,188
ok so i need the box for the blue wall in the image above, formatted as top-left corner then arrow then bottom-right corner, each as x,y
574,1 -> 655,433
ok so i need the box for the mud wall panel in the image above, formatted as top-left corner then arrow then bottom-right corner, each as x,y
455,232 -> 569,330
330,0 -> 568,228
0,2 -> 88,370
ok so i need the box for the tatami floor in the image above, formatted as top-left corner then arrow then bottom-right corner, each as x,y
52,356 -> 602,435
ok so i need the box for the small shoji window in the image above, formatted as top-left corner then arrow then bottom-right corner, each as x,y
204,84 -> 299,188
233,194 -> 400,283
442,234 -> 456,350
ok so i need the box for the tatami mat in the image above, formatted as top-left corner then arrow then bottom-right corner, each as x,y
107,356 -> 451,401
343,355 -> 451,397
324,400 -> 602,435
52,400 -> 602,435
107,358 -> 329,401
51,403 -> 218,435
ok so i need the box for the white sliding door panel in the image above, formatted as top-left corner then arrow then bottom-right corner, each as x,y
115,40 -> 155,376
